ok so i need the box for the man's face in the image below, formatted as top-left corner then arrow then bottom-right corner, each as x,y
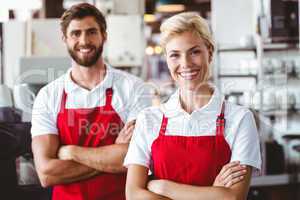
63,16 -> 106,67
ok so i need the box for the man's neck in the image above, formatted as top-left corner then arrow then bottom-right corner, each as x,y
70,59 -> 107,91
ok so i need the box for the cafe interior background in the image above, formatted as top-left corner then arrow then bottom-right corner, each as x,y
0,0 -> 300,199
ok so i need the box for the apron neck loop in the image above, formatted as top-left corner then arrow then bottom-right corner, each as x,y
159,115 -> 168,136
217,101 -> 225,119
60,90 -> 67,112
105,88 -> 113,106
216,101 -> 225,136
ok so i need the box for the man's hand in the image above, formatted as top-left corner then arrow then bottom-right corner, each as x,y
115,120 -> 135,144
147,179 -> 169,196
58,145 -> 76,160
213,161 -> 247,187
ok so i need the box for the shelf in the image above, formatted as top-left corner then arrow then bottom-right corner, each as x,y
218,43 -> 299,52
263,73 -> 300,80
251,173 -> 300,187
262,43 -> 299,51
218,46 -> 256,52
218,74 -> 257,78
281,131 -> 300,140
261,109 -> 300,117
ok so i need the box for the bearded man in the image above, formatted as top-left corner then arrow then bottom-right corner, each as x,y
31,3 -> 151,200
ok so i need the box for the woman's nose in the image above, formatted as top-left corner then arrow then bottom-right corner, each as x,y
180,55 -> 192,68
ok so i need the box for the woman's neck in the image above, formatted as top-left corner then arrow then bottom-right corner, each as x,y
179,84 -> 213,114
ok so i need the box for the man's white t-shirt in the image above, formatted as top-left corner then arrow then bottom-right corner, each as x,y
124,87 -> 262,175
31,65 -> 152,137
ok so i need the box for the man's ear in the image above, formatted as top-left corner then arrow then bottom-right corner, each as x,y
102,32 -> 107,42
62,34 -> 67,43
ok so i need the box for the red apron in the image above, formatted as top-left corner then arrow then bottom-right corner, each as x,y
53,88 -> 126,200
151,102 -> 231,186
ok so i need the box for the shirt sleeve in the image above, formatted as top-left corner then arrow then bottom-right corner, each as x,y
124,111 -> 151,168
126,81 -> 153,123
31,87 -> 58,137
230,111 -> 262,176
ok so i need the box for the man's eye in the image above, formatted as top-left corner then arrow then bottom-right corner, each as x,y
90,30 -> 98,34
71,31 -> 81,37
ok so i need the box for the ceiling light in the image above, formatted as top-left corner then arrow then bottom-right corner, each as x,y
144,14 -> 156,23
156,0 -> 186,13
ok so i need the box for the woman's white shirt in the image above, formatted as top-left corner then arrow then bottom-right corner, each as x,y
124,88 -> 262,175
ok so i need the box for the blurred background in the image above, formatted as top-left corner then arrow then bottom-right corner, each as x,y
0,0 -> 299,199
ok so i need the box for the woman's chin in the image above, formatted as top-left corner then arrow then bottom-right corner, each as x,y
179,82 -> 207,92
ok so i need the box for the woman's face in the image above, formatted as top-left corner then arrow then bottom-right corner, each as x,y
165,31 -> 211,91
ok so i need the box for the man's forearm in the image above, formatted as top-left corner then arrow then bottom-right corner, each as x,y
37,158 -> 98,187
69,144 -> 128,173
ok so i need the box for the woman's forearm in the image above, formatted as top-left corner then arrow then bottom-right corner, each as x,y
160,167 -> 252,200
126,187 -> 171,200
162,181 -> 235,200
126,165 -> 172,200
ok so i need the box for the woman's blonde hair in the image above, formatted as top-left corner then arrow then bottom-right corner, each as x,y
160,12 -> 215,58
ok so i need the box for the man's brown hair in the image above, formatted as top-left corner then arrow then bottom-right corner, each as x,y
60,3 -> 107,36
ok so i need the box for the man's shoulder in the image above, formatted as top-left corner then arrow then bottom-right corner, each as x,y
37,73 -> 65,97
110,67 -> 144,85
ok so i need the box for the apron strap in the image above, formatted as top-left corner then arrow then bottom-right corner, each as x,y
216,101 -> 225,137
159,115 -> 168,136
59,90 -> 67,113
105,88 -> 113,106
217,101 -> 225,119
215,101 -> 226,176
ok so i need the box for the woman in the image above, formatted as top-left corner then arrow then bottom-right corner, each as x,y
125,12 -> 261,200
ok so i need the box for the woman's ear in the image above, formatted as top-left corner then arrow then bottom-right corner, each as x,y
208,51 -> 213,64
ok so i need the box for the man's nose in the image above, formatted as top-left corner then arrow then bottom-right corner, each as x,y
79,32 -> 89,45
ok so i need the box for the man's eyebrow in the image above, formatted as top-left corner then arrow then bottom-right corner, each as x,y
70,29 -> 81,34
86,27 -> 99,32
69,27 -> 99,34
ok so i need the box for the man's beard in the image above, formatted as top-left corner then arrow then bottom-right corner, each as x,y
68,44 -> 103,67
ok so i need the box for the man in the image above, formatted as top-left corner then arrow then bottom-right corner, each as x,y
31,3 -> 151,200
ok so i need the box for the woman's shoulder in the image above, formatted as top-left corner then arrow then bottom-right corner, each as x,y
224,101 -> 254,121
138,105 -> 164,119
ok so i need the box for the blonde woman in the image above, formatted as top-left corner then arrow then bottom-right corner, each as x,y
125,12 -> 261,200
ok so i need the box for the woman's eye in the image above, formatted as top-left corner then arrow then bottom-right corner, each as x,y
191,50 -> 201,56
169,53 -> 179,59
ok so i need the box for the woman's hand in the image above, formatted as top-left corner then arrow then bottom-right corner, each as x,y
213,161 -> 247,188
57,145 -> 75,160
115,120 -> 135,144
